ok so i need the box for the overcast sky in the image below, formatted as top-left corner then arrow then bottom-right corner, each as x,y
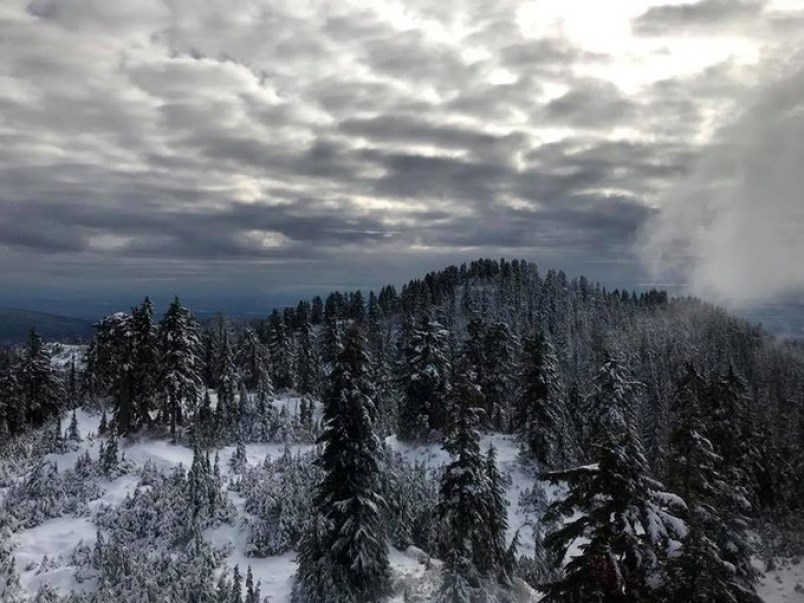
1,0 -> 803,316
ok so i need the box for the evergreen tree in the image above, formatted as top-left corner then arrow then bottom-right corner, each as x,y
130,297 -> 159,429
67,354 -> 77,407
705,366 -> 762,595
350,290 -> 366,323
295,325 -> 390,602
583,350 -> 642,450
270,315 -> 295,391
296,310 -> 321,397
480,321 -> 515,430
321,312 -> 341,369
483,444 -> 510,585
245,566 -> 259,603
100,430 -> 120,476
98,407 -> 109,436
541,364 -> 685,602
398,313 -> 451,440
188,443 -> 211,523
235,328 -> 271,391
231,565 -> 243,603
67,410 -> 81,442
230,431 -> 248,475
367,291 -> 395,435
436,361 -> 489,600
17,329 -> 64,428
0,528 -> 24,602
516,331 -> 572,467
0,350 -> 20,436
78,341 -> 103,411
662,364 -> 760,603
215,328 -> 240,438
91,312 -> 137,435
159,297 -> 204,439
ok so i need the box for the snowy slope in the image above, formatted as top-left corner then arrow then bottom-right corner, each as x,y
5,400 -> 799,602
758,562 -> 804,603
4,398 -> 547,602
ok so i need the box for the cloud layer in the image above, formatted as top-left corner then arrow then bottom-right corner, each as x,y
640,52 -> 804,306
0,0 -> 802,306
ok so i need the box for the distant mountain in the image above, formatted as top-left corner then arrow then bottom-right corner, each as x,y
0,308 -> 94,343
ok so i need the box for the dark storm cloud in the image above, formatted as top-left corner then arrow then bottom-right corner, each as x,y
1,0 -> 801,306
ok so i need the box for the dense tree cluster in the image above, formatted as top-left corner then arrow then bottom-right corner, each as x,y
1,257 -> 804,602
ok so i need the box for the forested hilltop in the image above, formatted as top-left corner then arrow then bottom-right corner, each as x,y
1,258 -> 803,602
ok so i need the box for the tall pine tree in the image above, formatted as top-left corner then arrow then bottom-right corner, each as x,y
159,297 -> 204,439
542,356 -> 686,602
295,325 -> 390,602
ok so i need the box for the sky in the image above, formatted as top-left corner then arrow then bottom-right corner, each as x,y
1,0 -> 803,319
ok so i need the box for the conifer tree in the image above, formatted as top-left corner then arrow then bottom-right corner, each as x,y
0,528 -> 24,602
516,331 -> 572,467
321,312 -> 341,370
705,365 -> 762,595
663,364 -> 760,603
295,325 -> 390,602
98,407 -> 109,436
130,297 -> 159,429
480,321 -> 515,430
159,297 -> 204,439
483,444 -> 510,585
100,430 -> 120,476
231,565 -> 243,603
17,329 -> 64,427
67,354 -> 77,407
230,431 -> 248,475
295,310 -> 320,397
91,311 -> 137,435
235,328 -> 271,391
245,567 -> 258,603
398,313 -> 451,440
436,360 -> 489,600
270,316 -> 295,391
541,357 -> 686,602
66,408 -> 80,443
583,350 -> 642,452
215,328 -> 240,439
367,291 -> 395,435
0,351 -> 20,436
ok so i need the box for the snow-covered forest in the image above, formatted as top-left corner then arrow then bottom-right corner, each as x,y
1,258 -> 803,602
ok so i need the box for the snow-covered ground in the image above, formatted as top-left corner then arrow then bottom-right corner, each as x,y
4,400 -> 802,602
758,562 -> 804,602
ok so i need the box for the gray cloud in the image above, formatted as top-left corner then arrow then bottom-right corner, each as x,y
0,0 -> 802,310
633,0 -> 766,35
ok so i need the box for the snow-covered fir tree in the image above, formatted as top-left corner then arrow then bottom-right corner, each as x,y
17,329 -> 64,429
269,312 -> 295,391
662,363 -> 760,603
541,355 -> 686,602
398,312 -> 451,440
295,308 -> 321,397
436,360 -> 507,601
295,324 -> 390,602
515,330 -> 573,468
159,297 -> 204,439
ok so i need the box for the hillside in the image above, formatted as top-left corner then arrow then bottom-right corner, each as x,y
0,309 -> 93,344
1,258 -> 803,602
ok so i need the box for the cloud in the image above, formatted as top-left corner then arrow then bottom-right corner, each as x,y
639,56 -> 804,305
0,0 -> 802,308
633,0 -> 766,36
